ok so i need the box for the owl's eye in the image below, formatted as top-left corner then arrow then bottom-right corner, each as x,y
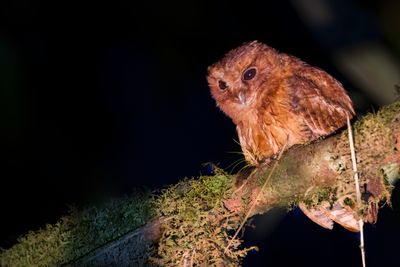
243,68 -> 257,81
218,80 -> 228,90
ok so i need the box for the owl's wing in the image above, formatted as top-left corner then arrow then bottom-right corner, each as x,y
287,65 -> 354,137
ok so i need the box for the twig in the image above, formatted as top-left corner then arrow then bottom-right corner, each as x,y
224,140 -> 288,254
347,116 -> 366,267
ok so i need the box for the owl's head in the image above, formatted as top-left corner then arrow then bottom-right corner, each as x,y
207,41 -> 280,122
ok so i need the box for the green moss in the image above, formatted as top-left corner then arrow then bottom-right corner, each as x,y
303,187 -> 338,208
0,190 -> 155,267
156,169 -> 232,220
377,101 -> 400,126
352,101 -> 400,133
343,197 -> 354,207
0,170 -> 247,267
153,168 -> 253,266
381,163 -> 400,186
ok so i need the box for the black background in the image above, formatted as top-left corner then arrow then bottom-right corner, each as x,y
1,0 -> 400,266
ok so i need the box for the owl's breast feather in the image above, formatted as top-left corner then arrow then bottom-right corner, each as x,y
236,106 -> 309,165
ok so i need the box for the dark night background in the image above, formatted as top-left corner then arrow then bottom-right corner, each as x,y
1,0 -> 400,266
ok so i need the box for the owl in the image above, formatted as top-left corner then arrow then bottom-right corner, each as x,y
207,41 -> 354,165
207,41 -> 359,231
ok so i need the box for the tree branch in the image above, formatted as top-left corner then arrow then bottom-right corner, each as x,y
155,101 -> 400,266
4,102 -> 399,267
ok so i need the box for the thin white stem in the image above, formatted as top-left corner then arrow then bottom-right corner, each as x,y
347,116 -> 366,267
224,139 -> 288,254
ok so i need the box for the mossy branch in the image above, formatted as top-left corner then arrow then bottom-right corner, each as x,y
1,102 -> 399,266
148,101 -> 400,266
225,101 -> 400,219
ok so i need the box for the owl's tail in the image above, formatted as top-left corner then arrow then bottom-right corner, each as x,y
299,199 -> 360,232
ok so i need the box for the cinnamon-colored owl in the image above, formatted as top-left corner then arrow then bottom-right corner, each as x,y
207,41 -> 354,166
208,41 -> 359,231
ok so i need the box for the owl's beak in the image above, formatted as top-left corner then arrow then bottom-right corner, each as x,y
238,92 -> 246,105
